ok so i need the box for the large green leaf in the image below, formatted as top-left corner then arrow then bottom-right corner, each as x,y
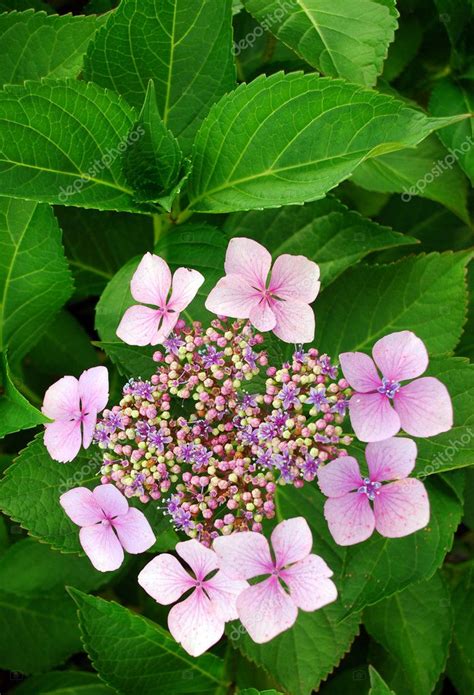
316,251 -> 472,357
352,134 -> 470,222
0,80 -> 143,212
0,198 -> 73,361
239,690 -> 282,695
368,667 -> 396,695
0,352 -> 47,438
364,572 -> 453,694
0,435 -> 99,553
445,561 -> 474,695
0,10 -> 104,87
56,206 -> 153,300
15,671 -> 115,695
243,0 -> 398,86
225,197 -> 418,288
235,603 -> 360,695
279,473 -> 463,618
430,78 -> 474,186
185,72 -> 467,214
0,538 -> 115,674
70,589 -> 228,695
84,0 -> 236,154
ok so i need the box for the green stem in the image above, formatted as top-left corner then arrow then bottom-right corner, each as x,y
13,380 -> 42,408
175,207 -> 194,225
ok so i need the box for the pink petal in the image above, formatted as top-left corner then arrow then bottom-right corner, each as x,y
168,588 -> 225,657
317,456 -> 362,498
92,484 -> 129,518
372,331 -> 428,382
280,555 -> 337,611
324,493 -> 375,546
78,366 -> 109,416
339,352 -> 381,393
44,419 -> 82,463
224,237 -> 272,290
113,507 -> 156,553
42,375 -> 79,420
168,267 -> 205,312
81,410 -> 98,449
236,576 -> 298,643
151,310 -> 180,345
130,252 -> 171,306
138,554 -> 194,604
374,479 -> 430,538
394,377 -> 453,437
176,539 -> 218,581
205,570 -> 249,622
249,300 -> 276,332
205,274 -> 258,319
60,487 -> 103,526
213,532 -> 273,580
271,517 -> 312,568
366,437 -> 417,482
79,523 -> 124,572
271,299 -> 315,344
349,392 -> 401,442
270,254 -> 320,304
116,305 -> 161,346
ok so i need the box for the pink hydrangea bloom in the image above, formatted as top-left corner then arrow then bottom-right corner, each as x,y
205,238 -> 320,343
138,539 -> 248,656
318,437 -> 430,546
42,366 -> 109,462
60,484 -> 155,571
340,331 -> 453,442
116,253 -> 204,346
213,517 -> 337,643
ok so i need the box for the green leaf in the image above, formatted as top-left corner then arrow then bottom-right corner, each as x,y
0,80 -> 143,212
0,0 -> 52,12
351,134 -> 470,222
95,256 -> 156,377
243,0 -> 398,86
0,352 -> 47,437
0,538 -> 115,675
368,666 -> 396,695
445,561 -> 474,695
186,72 -> 467,213
430,78 -> 474,186
123,80 -> 184,206
0,434 -> 100,553
56,206 -> 153,300
364,572 -> 453,695
224,197 -> 418,288
234,604 -> 360,695
382,16 -> 423,81
15,670 -> 115,695
239,690 -> 282,695
0,10 -> 104,87
315,251 -> 472,357
25,309 -> 99,379
0,198 -> 73,361
155,223 -> 227,323
69,589 -> 228,694
279,473 -> 463,618
84,0 -> 236,154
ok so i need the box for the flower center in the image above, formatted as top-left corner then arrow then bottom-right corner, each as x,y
358,477 -> 382,501
377,377 -> 401,399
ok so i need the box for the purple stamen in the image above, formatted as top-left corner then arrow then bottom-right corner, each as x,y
377,377 -> 401,399
358,477 -> 382,501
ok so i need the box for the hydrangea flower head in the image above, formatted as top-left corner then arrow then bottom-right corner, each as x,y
205,238 -> 320,343
340,331 -> 453,442
60,484 -> 155,571
116,252 -> 204,346
138,539 -> 247,656
42,366 -> 109,462
213,517 -> 337,643
317,437 -> 430,545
